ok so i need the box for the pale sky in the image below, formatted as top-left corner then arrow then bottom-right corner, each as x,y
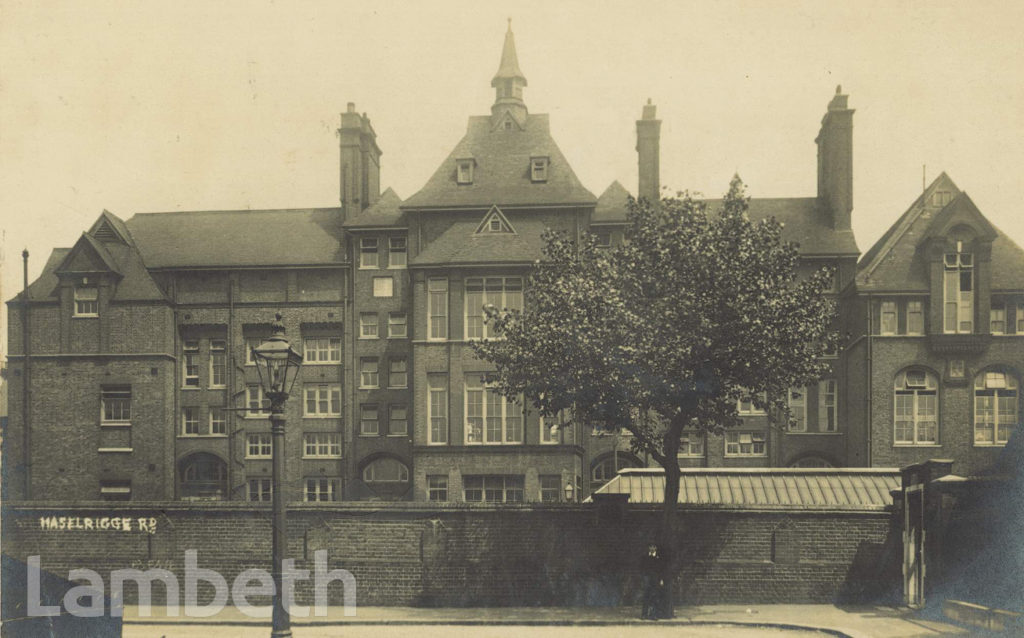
2,1 -> 1024,330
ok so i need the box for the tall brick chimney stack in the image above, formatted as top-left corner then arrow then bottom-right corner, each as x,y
339,102 -> 382,221
636,99 -> 661,205
815,86 -> 854,230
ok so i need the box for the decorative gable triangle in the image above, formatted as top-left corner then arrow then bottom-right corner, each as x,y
474,205 -> 517,235
492,110 -> 524,132
88,210 -> 128,244
56,233 -> 121,276
919,192 -> 998,245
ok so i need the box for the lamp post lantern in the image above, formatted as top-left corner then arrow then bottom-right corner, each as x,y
251,314 -> 303,638
563,480 -> 575,503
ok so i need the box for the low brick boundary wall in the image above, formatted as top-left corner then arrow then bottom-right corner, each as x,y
1,502 -> 900,608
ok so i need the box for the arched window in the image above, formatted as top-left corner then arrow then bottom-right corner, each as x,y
590,454 -> 642,486
789,456 -> 835,468
974,370 -> 1019,446
894,369 -> 939,445
362,457 -> 410,483
179,453 -> 227,500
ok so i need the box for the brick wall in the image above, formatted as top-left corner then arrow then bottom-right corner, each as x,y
2,502 -> 899,608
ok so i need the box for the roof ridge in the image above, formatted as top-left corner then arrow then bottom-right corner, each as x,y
132,207 -> 341,217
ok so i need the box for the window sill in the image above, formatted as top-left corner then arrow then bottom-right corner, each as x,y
358,336 -> 379,340
386,265 -> 407,270
208,385 -> 227,390
724,455 -> 768,458
358,433 -> 381,438
100,422 -> 132,427
303,455 -> 343,460
387,335 -> 408,340
358,266 -> 380,271
388,386 -> 409,391
464,442 -> 525,446
785,431 -> 842,436
386,434 -> 409,438
359,387 -> 380,391
178,434 -> 229,439
98,448 -> 133,453
893,444 -> 943,448
973,442 -> 1008,448
426,441 -> 449,446
73,315 -> 99,319
245,456 -> 272,461
304,361 -> 341,366
181,387 -> 201,391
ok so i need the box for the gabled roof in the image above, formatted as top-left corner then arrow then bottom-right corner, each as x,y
590,467 -> 900,509
858,173 -> 1024,291
401,114 -> 596,210
342,188 -> 405,229
410,213 -> 548,267
125,208 -> 346,268
592,181 -> 631,224
88,209 -> 132,245
474,205 -> 516,234
56,233 -> 122,276
12,248 -> 68,302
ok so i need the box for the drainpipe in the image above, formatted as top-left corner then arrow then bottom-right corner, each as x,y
22,249 -> 31,499
227,278 -> 235,498
866,293 -> 873,467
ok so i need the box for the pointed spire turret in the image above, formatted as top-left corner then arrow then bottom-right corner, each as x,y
491,20 -> 528,125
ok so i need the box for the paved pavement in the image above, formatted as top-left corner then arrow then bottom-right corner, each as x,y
121,604 -> 974,638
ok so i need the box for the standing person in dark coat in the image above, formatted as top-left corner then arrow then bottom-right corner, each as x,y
639,543 -> 663,619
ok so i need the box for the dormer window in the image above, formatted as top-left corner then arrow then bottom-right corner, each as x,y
74,285 -> 99,317
456,159 -> 474,185
530,156 -> 549,182
943,241 -> 973,334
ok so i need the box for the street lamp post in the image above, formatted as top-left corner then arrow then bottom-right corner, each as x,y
251,314 -> 303,638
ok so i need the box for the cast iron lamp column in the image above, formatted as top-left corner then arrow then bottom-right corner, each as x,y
251,314 -> 303,638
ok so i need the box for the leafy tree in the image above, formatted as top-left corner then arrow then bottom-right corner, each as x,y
471,176 -> 837,616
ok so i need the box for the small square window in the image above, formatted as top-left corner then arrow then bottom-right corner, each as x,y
360,313 -> 379,339
246,433 -> 272,458
373,277 -> 393,298
248,478 -> 272,502
949,359 -> 965,379
427,475 -> 448,501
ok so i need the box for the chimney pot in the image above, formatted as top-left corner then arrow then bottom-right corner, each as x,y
347,102 -> 356,113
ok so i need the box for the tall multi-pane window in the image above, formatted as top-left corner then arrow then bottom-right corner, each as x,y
359,359 -> 379,388
539,415 -> 559,444
389,405 -> 408,435
74,286 -> 99,317
428,278 -> 448,340
389,359 -> 408,388
304,384 -> 341,417
990,304 -> 1006,334
725,432 -> 766,456
880,301 -> 897,335
246,385 -> 268,417
304,478 -> 338,502
248,479 -> 272,502
359,237 -> 378,269
100,386 -> 132,423
465,277 -> 523,339
943,243 -> 973,333
246,433 -> 272,458
209,407 -> 227,435
818,380 -> 837,432
388,237 -> 407,268
539,475 -> 561,502
209,340 -> 226,387
677,432 -> 704,457
463,475 -> 524,503
427,475 -> 448,502
1018,304 -> 1024,334
303,337 -> 341,363
360,405 -> 379,435
894,369 -> 939,445
907,301 -> 924,335
360,313 -> 379,338
303,433 -> 341,458
974,371 -> 1018,446
182,407 -> 201,435
464,376 -> 522,444
427,374 -> 448,444
787,388 -> 807,432
388,313 -> 407,338
183,340 -> 200,387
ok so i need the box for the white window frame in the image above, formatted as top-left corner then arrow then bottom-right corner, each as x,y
539,414 -> 560,445
246,433 -> 272,459
246,385 -> 269,418
389,404 -> 408,436
359,358 -> 379,389
388,236 -> 407,268
303,433 -> 341,458
389,358 -> 408,389
304,478 -> 338,502
183,340 -> 200,388
530,156 -> 549,182
209,339 -> 226,388
787,387 -> 807,432
181,406 -> 201,436
894,370 -> 939,445
74,286 -> 99,317
464,277 -> 523,340
428,278 -> 448,340
677,432 -> 705,457
427,475 -> 448,502
248,478 -> 272,502
360,404 -> 379,436
303,337 -> 341,364
388,312 -> 407,338
737,393 -> 766,416
359,237 -> 379,269
907,301 -> 924,335
990,304 -> 1006,335
462,475 -> 524,503
724,432 -> 767,457
819,379 -> 837,432
880,301 -> 897,336
359,313 -> 379,339
427,374 -> 448,445
303,384 -> 341,417
1018,304 -> 1024,334
456,159 -> 474,185
245,337 -> 265,366
209,407 -> 227,435
100,387 -> 132,425
464,377 -> 523,445
974,371 -> 1018,446
372,276 -> 393,298
943,244 -> 973,334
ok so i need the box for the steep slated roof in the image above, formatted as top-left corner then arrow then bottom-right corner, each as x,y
125,208 -> 346,268
401,114 -> 596,210
13,248 -> 68,302
590,467 -> 900,509
592,181 -> 632,224
410,214 -> 548,266
342,188 -> 405,229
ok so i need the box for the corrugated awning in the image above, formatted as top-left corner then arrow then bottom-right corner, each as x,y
589,468 -> 900,509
